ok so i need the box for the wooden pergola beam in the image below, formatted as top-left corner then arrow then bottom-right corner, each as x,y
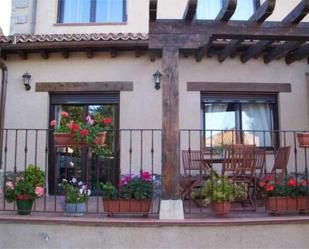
149,0 -> 158,22
285,43 -> 309,64
216,0 -> 237,21
218,0 -> 276,62
241,0 -> 309,63
183,0 -> 197,22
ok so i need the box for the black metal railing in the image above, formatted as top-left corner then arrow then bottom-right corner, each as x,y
0,129 -> 162,216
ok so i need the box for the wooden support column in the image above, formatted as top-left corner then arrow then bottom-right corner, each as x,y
162,46 -> 180,199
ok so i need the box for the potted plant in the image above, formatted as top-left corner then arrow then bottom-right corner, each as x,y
202,173 -> 245,216
297,132 -> 309,147
98,171 -> 153,216
4,165 -> 45,215
260,175 -> 309,214
59,178 -> 91,216
50,111 -> 112,157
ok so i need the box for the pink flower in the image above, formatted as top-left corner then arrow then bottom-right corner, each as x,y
35,186 -> 44,197
86,115 -> 94,126
61,111 -> 69,117
50,120 -> 56,126
5,181 -> 14,190
80,129 -> 89,136
141,171 -> 152,181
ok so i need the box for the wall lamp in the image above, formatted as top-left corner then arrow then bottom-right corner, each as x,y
22,72 -> 31,91
153,70 -> 162,90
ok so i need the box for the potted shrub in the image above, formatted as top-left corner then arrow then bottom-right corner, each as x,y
297,133 -> 309,147
98,171 -> 153,216
59,178 -> 91,216
260,175 -> 309,214
4,165 -> 45,215
50,111 -> 112,157
202,173 -> 245,216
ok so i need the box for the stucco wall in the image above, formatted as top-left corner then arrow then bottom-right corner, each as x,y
0,222 -> 309,249
10,0 -> 309,35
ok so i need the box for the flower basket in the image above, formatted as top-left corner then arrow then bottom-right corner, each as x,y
16,195 -> 34,215
54,132 -> 106,147
265,196 -> 309,214
103,199 -> 151,216
211,201 -> 231,216
297,133 -> 309,147
63,202 -> 86,216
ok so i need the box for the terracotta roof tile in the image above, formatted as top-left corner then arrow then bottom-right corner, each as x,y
0,33 -> 149,44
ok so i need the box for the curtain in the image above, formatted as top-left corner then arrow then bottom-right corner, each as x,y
96,0 -> 124,22
196,0 -> 222,20
231,0 -> 255,20
63,0 -> 91,23
242,104 -> 272,147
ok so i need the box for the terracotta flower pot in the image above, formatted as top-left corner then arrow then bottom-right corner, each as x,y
103,199 -> 151,216
265,196 -> 309,214
16,195 -> 34,215
297,133 -> 309,147
54,132 -> 106,147
211,201 -> 230,216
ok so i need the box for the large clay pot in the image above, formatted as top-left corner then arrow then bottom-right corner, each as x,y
54,132 -> 106,147
297,133 -> 309,147
265,196 -> 309,214
211,201 -> 231,216
16,195 -> 34,215
103,199 -> 151,217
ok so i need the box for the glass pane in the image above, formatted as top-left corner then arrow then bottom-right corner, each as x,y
231,0 -> 255,20
242,103 -> 273,147
62,0 -> 91,23
204,103 -> 237,147
96,0 -> 124,22
196,0 -> 222,20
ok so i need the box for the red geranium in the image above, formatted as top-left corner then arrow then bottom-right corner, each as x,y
301,179 -> 308,187
70,123 -> 80,132
266,185 -> 275,192
265,175 -> 274,181
61,111 -> 69,117
102,118 -> 113,125
259,181 -> 266,188
287,178 -> 297,187
80,129 -> 89,136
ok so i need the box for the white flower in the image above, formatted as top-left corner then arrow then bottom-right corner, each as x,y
78,181 -> 83,186
62,179 -> 67,183
87,189 -> 91,196
69,161 -> 74,167
82,185 -> 87,190
79,189 -> 84,195
71,178 -> 77,183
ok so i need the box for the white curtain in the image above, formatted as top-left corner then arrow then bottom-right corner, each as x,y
231,0 -> 255,20
242,104 -> 272,147
196,0 -> 222,20
96,0 -> 124,22
63,0 -> 91,23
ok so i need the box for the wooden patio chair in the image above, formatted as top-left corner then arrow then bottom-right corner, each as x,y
223,144 -> 256,209
267,146 -> 291,182
180,150 -> 210,203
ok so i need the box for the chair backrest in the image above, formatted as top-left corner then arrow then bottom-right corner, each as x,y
223,144 -> 256,175
255,148 -> 266,179
182,150 -> 205,176
271,146 -> 291,180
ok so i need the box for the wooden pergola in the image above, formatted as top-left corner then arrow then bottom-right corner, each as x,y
149,0 -> 309,199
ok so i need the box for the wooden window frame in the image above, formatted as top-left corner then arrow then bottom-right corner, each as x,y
57,0 -> 127,24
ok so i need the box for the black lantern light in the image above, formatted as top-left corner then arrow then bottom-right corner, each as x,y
22,72 -> 31,91
153,70 -> 162,90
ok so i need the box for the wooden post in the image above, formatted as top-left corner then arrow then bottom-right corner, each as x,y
161,46 -> 180,199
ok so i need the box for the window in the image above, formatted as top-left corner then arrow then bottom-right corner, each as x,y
202,94 -> 278,148
58,0 -> 126,23
196,0 -> 259,20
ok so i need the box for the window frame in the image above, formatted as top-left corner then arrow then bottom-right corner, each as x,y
57,0 -> 127,24
201,93 -> 279,150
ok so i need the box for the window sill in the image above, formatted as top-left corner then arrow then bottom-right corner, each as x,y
54,22 -> 128,27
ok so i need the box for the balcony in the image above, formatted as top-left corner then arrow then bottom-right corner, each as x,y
0,128 -> 308,221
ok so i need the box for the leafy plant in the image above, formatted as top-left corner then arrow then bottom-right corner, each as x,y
50,111 -> 113,157
5,165 -> 45,202
98,182 -> 118,200
59,178 -> 91,204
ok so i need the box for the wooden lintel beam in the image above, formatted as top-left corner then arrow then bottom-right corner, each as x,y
149,0 -> 158,22
264,41 -> 303,64
61,49 -> 69,59
183,0 -> 197,22
110,48 -> 117,58
86,48 -> 93,58
218,0 -> 276,62
18,50 -> 27,60
241,0 -> 309,63
215,0 -> 237,21
40,50 -> 49,59
195,38 -> 214,62
285,43 -> 309,64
